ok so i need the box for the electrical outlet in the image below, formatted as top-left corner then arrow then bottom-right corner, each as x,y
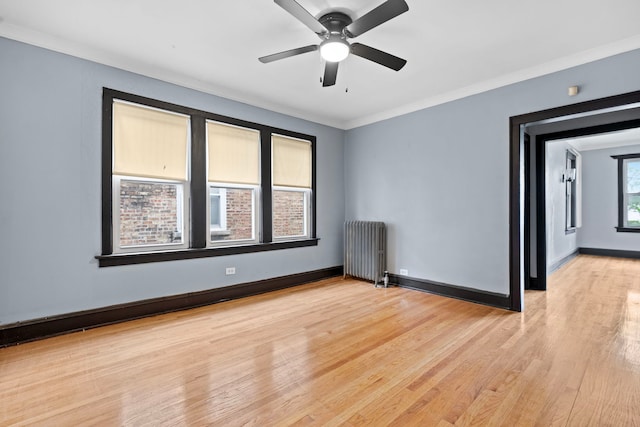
399,269 -> 408,276
225,267 -> 236,275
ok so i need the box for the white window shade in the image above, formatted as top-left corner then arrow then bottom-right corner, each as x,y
272,135 -> 311,188
113,101 -> 189,181
207,121 -> 260,185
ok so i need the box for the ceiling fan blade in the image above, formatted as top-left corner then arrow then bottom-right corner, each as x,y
345,0 -> 409,38
350,43 -> 406,71
322,61 -> 339,87
274,0 -> 328,35
259,45 -> 318,63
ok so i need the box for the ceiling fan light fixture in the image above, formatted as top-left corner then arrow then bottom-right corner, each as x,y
320,38 -> 350,62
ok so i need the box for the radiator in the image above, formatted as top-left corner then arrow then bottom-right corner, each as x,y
344,221 -> 386,286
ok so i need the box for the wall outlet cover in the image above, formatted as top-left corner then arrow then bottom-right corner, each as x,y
400,269 -> 408,276
225,267 -> 236,275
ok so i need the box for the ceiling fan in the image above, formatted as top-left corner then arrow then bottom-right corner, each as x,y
259,0 -> 409,87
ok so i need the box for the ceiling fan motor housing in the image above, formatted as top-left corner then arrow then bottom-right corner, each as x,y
318,12 -> 352,38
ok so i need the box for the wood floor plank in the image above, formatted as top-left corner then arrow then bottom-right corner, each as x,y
2,255 -> 640,425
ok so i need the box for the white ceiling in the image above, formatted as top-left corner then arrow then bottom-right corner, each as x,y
1,0 -> 640,129
567,127 -> 640,152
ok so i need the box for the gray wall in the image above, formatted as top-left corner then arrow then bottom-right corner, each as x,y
578,143 -> 640,250
0,37 -> 345,325
345,48 -> 640,295
545,141 -> 578,270
2,36 -> 640,324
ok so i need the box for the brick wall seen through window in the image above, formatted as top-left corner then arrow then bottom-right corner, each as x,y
119,184 -> 306,244
119,181 -> 180,246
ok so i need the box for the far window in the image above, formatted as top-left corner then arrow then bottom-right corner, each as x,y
613,153 -> 640,232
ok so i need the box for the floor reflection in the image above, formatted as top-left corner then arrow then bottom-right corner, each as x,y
620,290 -> 640,367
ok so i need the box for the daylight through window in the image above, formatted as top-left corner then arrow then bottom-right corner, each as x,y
623,158 -> 640,227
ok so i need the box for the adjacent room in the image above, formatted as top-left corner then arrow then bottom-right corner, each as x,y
1,0 -> 640,424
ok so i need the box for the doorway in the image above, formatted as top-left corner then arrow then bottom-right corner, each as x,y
509,90 -> 640,311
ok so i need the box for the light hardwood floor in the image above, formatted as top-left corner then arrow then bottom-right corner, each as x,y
1,255 -> 639,426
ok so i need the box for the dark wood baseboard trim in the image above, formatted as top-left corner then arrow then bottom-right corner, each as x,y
579,247 -> 640,259
549,249 -> 580,274
390,274 -> 511,310
0,266 -> 343,348
528,277 -> 541,290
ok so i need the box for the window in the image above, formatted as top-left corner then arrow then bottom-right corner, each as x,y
207,121 -> 261,245
564,150 -> 577,234
613,153 -> 640,232
112,101 -> 190,252
99,89 -> 317,266
272,134 -> 312,239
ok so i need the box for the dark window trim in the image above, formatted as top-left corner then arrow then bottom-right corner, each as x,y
99,88 -> 317,266
612,152 -> 640,232
96,238 -> 320,267
615,227 -> 640,233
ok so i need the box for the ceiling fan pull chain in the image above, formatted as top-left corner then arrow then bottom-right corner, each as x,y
343,58 -> 349,93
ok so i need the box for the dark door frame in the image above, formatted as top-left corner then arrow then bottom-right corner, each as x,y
523,133 -> 531,290
509,90 -> 640,311
531,134 -> 547,290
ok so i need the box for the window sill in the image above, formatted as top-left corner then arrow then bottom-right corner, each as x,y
96,238 -> 319,267
615,227 -> 640,233
210,230 -> 232,240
